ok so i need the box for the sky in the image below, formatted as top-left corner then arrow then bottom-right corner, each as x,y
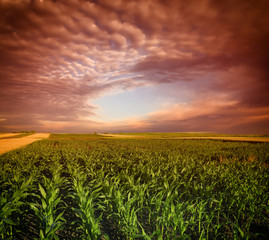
0,0 -> 269,134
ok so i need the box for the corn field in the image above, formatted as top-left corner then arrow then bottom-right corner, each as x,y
0,134 -> 268,239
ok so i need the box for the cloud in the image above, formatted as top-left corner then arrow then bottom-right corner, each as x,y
105,99 -> 269,134
0,0 -> 268,133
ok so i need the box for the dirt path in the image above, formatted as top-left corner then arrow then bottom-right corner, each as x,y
0,133 -> 20,139
0,133 -> 50,155
99,134 -> 269,142
163,136 -> 269,143
174,136 -> 269,142
99,134 -> 146,138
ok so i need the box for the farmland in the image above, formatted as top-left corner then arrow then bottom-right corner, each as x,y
0,133 -> 50,155
100,133 -> 269,143
0,133 -> 269,239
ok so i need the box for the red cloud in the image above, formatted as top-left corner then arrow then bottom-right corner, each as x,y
0,0 -> 268,133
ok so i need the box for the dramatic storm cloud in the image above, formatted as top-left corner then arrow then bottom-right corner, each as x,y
0,0 -> 268,133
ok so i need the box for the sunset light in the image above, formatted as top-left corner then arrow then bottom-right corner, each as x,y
0,0 -> 268,133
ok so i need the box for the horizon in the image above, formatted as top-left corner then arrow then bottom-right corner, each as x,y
2,131 -> 269,137
0,0 -> 269,134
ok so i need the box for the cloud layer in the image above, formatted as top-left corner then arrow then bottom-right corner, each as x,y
0,0 -> 268,133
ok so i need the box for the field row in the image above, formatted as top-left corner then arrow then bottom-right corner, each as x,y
0,136 -> 268,239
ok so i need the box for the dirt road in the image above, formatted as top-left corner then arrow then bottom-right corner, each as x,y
99,134 -> 146,138
99,134 -> 269,142
0,133 -> 50,155
175,136 -> 269,142
0,133 -> 20,139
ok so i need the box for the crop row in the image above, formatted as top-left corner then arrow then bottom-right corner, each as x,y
0,137 -> 268,239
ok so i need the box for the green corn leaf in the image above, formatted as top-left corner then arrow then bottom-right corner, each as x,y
53,197 -> 62,208
55,211 -> 65,223
39,184 -> 47,199
3,218 -> 16,225
41,198 -> 47,210
40,229 -> 45,239
29,203 -> 39,214
54,235 -> 60,240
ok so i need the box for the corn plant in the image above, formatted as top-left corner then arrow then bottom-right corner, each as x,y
69,166 -> 107,240
102,177 -> 144,239
162,200 -> 190,240
29,167 -> 65,240
1,135 -> 268,239
0,176 -> 33,239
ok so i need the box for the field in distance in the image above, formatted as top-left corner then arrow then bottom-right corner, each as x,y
100,132 -> 269,142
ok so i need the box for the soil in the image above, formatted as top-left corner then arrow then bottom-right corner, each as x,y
0,133 -> 50,155
0,133 -> 20,138
99,134 -> 269,142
